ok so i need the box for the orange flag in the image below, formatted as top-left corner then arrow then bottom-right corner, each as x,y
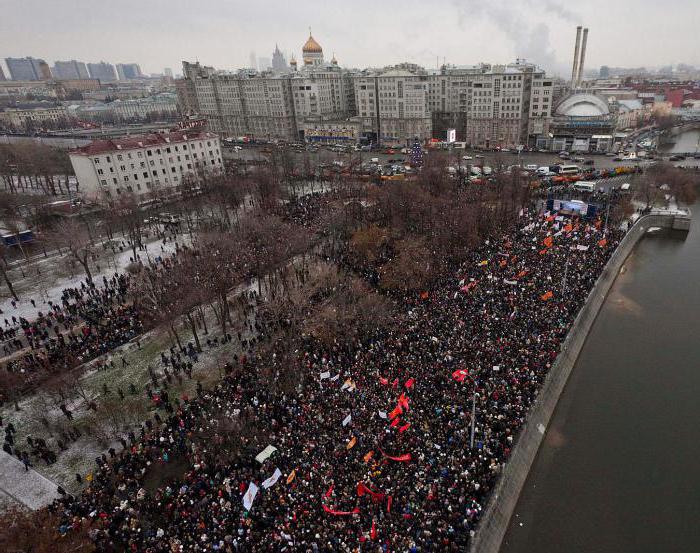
543,236 -> 553,248
347,437 -> 357,450
541,291 -> 553,301
598,238 -> 608,247
564,224 -> 573,233
419,291 -> 429,300
286,469 -> 296,484
363,451 -> 374,463
539,249 -> 548,255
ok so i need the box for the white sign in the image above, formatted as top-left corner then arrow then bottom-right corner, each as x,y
446,128 -> 456,143
242,482 -> 259,511
342,414 -> 352,427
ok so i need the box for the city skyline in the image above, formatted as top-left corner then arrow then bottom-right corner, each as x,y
1,0 -> 699,78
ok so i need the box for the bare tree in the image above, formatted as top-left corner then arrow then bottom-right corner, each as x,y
50,219 -> 95,284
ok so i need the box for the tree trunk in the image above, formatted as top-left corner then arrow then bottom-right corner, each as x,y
186,313 -> 202,352
169,321 -> 183,350
0,262 -> 19,301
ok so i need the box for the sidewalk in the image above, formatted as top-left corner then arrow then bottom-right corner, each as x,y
0,450 -> 60,510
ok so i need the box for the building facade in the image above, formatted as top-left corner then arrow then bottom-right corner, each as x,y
69,130 -> 222,203
5,57 -> 51,81
181,33 -> 356,141
272,45 -> 287,72
52,60 -> 90,80
87,62 -> 118,82
354,67 -> 432,146
423,62 -> 553,148
0,104 -> 68,129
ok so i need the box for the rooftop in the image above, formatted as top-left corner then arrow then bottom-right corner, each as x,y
71,130 -> 218,156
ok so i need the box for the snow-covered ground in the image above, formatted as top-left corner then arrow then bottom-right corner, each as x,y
0,234 -> 185,322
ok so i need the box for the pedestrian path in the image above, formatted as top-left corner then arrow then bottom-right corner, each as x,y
0,450 -> 60,510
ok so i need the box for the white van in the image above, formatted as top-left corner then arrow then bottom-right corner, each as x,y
558,164 -> 581,176
525,164 -> 538,171
572,181 -> 595,192
482,166 -> 493,176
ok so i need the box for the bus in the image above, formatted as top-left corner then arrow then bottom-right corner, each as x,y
558,164 -> 581,176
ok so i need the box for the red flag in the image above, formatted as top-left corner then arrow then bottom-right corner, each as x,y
391,378 -> 399,388
389,405 -> 403,420
380,449 -> 412,462
598,238 -> 608,248
322,504 -> 360,516
517,270 -> 528,279
399,422 -> 411,433
398,393 -> 410,410
370,520 -> 377,541
404,378 -> 415,389
543,236 -> 553,248
419,291 -> 429,300
564,223 -> 573,233
452,368 -> 469,382
387,495 -> 393,513
379,377 -> 389,385
325,484 -> 334,498
390,417 -> 401,428
539,249 -> 548,255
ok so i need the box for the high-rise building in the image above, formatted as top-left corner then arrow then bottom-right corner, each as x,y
272,45 -> 287,72
87,61 -> 118,82
116,63 -> 142,80
53,60 -> 90,80
5,57 -> 51,81
248,51 -> 258,71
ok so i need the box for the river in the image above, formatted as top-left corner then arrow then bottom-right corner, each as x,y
500,202 -> 700,553
658,128 -> 700,155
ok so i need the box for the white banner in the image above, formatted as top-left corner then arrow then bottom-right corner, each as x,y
243,482 -> 259,511
262,468 -> 282,489
342,414 -> 352,427
255,445 -> 277,464
320,371 -> 331,380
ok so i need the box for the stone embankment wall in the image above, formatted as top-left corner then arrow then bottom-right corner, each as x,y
469,214 -> 677,553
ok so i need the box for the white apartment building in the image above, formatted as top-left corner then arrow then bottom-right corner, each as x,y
354,68 -> 432,146
69,131 -> 222,203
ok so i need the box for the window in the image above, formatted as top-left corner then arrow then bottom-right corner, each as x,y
93,158 -> 100,164
112,178 -> 117,184
143,172 -> 148,178
117,154 -> 123,161
106,156 -> 111,162
124,176 -> 129,182
147,150 -> 152,156
133,174 -> 138,180
100,179 -> 107,186
97,169 -> 104,175
137,151 -> 143,158
171,167 -> 176,173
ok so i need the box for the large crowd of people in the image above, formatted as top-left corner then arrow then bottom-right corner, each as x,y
44,207 -> 622,552
1,274 -> 142,383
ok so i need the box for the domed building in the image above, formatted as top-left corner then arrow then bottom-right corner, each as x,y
546,92 -> 616,153
302,31 -> 324,66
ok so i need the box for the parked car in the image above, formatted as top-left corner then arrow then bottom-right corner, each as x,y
462,155 -> 473,161
525,164 -> 538,171
669,155 -> 685,161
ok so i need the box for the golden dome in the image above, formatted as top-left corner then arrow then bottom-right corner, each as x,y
302,33 -> 323,54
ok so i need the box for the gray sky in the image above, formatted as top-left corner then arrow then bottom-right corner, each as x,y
1,0 -> 698,77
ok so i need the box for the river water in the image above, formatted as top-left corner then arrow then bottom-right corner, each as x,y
500,203 -> 700,553
658,129 -> 700,154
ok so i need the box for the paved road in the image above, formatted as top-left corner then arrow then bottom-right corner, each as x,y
0,450 -> 60,510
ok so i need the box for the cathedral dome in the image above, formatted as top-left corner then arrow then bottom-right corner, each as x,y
302,34 -> 323,54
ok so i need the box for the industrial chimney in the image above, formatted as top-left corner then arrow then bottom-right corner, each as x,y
577,28 -> 589,86
571,26 -> 582,86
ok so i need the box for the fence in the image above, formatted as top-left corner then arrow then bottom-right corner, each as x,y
469,214 -> 676,553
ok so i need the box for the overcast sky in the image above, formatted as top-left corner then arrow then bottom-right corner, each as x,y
1,0 -> 698,77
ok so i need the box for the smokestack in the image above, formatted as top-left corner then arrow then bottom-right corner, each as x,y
577,28 -> 589,86
571,26 -> 582,86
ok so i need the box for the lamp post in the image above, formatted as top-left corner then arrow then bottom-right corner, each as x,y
470,391 -> 480,449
